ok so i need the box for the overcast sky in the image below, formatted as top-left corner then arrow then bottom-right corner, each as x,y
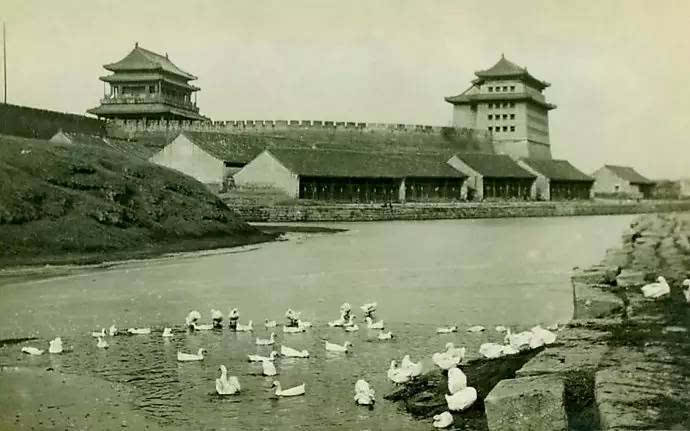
3,0 -> 689,179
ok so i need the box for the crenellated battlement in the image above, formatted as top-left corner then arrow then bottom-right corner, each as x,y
107,118 -> 490,139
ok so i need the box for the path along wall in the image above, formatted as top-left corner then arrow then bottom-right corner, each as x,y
0,103 -> 105,139
227,200 -> 690,223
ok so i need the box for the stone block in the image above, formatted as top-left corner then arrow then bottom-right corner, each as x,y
485,375 -> 567,431
573,282 -> 623,319
572,267 -> 612,285
516,343 -> 609,377
615,269 -> 646,287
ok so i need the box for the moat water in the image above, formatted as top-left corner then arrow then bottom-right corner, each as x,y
0,215 -> 634,430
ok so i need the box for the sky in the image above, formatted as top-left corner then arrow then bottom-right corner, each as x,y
2,0 -> 689,179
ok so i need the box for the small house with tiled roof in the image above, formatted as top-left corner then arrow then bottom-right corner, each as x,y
445,55 -> 556,160
592,165 -> 655,198
517,158 -> 594,200
148,131 -> 267,190
88,43 -> 206,121
235,148 -> 467,202
447,153 -> 536,201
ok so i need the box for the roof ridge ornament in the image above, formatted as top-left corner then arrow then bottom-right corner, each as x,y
135,41 -> 138,48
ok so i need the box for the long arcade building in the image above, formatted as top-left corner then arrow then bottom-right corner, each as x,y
234,148 -> 468,203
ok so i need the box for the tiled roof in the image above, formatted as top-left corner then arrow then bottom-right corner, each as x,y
521,158 -> 594,182
604,165 -> 654,185
474,56 -> 550,89
55,132 -> 159,160
444,92 -> 556,110
266,148 -> 466,179
104,46 -> 197,80
454,153 -> 535,179
99,73 -> 199,90
181,131 -> 267,164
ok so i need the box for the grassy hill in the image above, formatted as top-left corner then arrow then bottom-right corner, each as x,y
0,134 -> 273,266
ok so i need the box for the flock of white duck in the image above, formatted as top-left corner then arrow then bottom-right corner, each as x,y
18,300 -> 569,429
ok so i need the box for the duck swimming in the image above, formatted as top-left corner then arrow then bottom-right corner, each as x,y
248,351 -> 278,362
272,380 -> 305,397
365,317 -> 384,330
177,348 -> 205,362
21,346 -> 44,355
262,360 -> 277,376
96,337 -> 109,349
281,345 -> 310,358
641,276 -> 671,299
436,326 -> 457,334
215,365 -> 241,395
325,340 -> 352,352
127,328 -> 151,335
256,333 -> 276,346
236,320 -> 253,332
48,337 -> 63,354
354,379 -> 375,406
377,331 -> 394,340
162,327 -> 173,337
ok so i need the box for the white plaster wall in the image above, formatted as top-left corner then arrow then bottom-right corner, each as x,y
592,167 -> 639,196
234,151 -> 300,198
516,159 -> 546,200
447,156 -> 483,200
149,134 -> 225,184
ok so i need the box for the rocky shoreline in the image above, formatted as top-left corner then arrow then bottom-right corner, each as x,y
387,211 -> 690,430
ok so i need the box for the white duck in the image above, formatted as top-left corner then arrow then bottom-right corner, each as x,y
343,314 -> 356,328
177,348 -> 205,362
432,343 -> 464,370
445,386 -> 477,411
531,326 -> 557,345
328,318 -> 344,327
504,328 -> 532,350
387,360 -> 411,384
325,340 -> 352,352
236,320 -> 253,332
436,326 -> 457,334
281,345 -> 310,358
641,276 -> 671,299
162,328 -> 173,337
256,333 -> 276,346
96,337 -> 109,349
265,319 -> 277,328
377,331 -> 394,340
401,355 -> 423,378
360,302 -> 377,315
283,325 -> 305,334
91,328 -> 106,338
432,411 -> 454,429
262,359 -> 277,376
365,317 -> 384,330
273,380 -> 305,397
683,279 -> 690,303
495,325 -> 508,332
479,343 -> 505,359
447,367 -> 467,394
185,310 -> 201,328
21,346 -> 44,355
354,379 -> 375,405
194,323 -> 214,331
345,324 -> 359,332
215,365 -> 240,395
467,325 -> 485,333
48,337 -> 63,354
248,351 -> 278,362
128,328 -> 151,335
108,325 -> 118,336
297,320 -> 312,329
211,309 -> 223,328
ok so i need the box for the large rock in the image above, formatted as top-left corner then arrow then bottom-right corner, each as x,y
485,375 -> 567,431
573,282 -> 624,319
615,269 -> 646,288
516,343 -> 609,378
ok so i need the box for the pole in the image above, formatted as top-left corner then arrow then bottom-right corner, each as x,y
3,22 -> 6,103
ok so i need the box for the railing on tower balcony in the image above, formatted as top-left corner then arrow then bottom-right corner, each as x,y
100,93 -> 199,113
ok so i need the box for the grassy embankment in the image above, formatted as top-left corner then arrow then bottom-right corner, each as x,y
0,134 -> 276,267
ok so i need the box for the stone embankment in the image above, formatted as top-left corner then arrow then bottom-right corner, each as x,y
229,200 -> 690,223
483,212 -> 690,430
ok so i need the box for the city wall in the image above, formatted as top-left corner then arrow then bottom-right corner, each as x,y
226,200 -> 690,223
0,103 -> 105,139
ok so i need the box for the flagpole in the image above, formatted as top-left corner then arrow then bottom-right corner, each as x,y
3,22 -> 6,103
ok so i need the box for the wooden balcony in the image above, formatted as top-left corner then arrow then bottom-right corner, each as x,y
100,94 -> 199,113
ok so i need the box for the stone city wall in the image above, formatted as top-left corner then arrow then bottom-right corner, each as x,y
227,200 -> 690,223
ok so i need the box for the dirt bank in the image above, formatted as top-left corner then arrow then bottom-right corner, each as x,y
0,134 -> 276,268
